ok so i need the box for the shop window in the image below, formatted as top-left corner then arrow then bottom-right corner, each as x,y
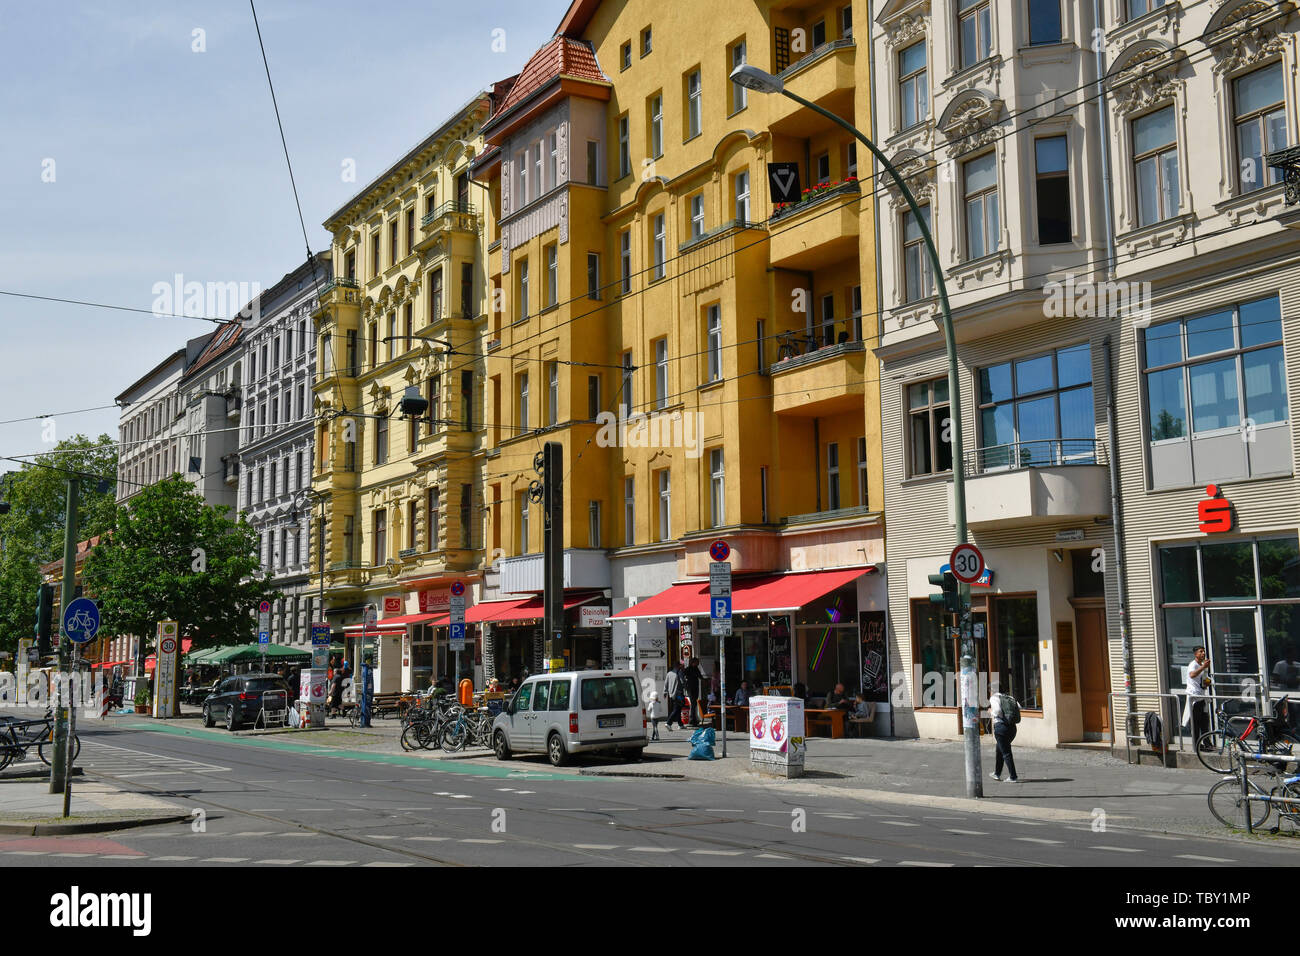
911,601 -> 956,706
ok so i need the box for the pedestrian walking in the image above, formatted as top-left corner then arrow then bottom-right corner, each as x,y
1184,645 -> 1212,747
664,665 -> 683,730
989,691 -> 1021,783
647,691 -> 663,741
684,660 -> 703,726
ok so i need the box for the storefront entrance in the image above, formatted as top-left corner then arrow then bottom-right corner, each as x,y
1073,601 -> 1110,738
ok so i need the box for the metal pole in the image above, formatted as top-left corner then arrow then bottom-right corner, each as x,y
63,645 -> 78,817
776,88 -> 980,797
720,634 -> 728,758
1241,750 -> 1252,834
51,477 -> 78,794
542,442 -> 564,674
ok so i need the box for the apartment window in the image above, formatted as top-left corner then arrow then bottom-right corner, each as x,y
618,115 -> 631,179
690,193 -> 705,238
408,412 -> 418,454
545,245 -> 558,308
623,477 -> 635,546
1133,106 -> 1180,227
371,230 -> 379,276
840,5 -> 852,38
516,150 -> 528,205
760,466 -> 769,523
847,142 -> 858,178
908,378 -> 953,476
461,263 -> 473,317
650,95 -> 663,158
403,303 -> 412,347
273,338 -> 281,368
978,343 -> 1095,470
819,294 -> 835,347
849,285 -> 863,339
427,487 -> 440,551
1144,295 -> 1288,487
518,260 -> 529,320
547,362 -> 559,427
460,484 -> 472,549
375,413 -> 389,465
620,41 -> 631,71
620,229 -> 632,293
812,19 -> 827,48
709,449 -> 725,528
406,208 -> 415,255
734,170 -> 750,223
826,442 -> 841,510
1128,0 -> 1165,19
652,214 -> 666,280
518,492 -> 530,555
548,131 -> 558,189
461,371 -> 473,431
588,500 -> 602,548
1235,62 -> 1287,193
657,469 -> 672,541
958,0 -> 992,69
706,305 -> 722,382
271,398 -> 278,427
963,152 -> 1000,259
641,26 -> 652,56
687,70 -> 702,139
587,253 -> 600,300
815,152 -> 830,184
389,220 -> 398,266
345,250 -> 356,279
1028,0 -> 1061,44
427,374 -> 441,434
588,375 -> 601,419
1032,136 -> 1072,244
387,313 -> 397,361
345,330 -> 357,376
655,338 -> 669,409
857,437 -> 868,506
431,268 -> 443,322
587,141 -> 600,185
270,461 -> 278,497
408,499 -> 418,551
756,319 -> 767,374
731,40 -> 747,113
533,142 -> 543,198
368,323 -> 377,368
519,373 -> 530,431
898,42 -> 928,130
372,509 -> 387,566
621,351 -> 635,413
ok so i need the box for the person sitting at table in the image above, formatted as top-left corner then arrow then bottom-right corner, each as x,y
853,693 -> 876,722
733,681 -> 751,707
827,683 -> 854,712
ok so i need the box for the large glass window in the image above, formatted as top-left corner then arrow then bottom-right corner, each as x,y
1028,0 -> 1061,44
963,152 -> 999,259
898,42 -> 928,130
976,343 -> 1094,470
1143,296 -> 1286,444
908,378 -> 952,476
912,602 -> 956,703
1235,62 -> 1287,193
994,597 -> 1041,710
1133,106 -> 1180,226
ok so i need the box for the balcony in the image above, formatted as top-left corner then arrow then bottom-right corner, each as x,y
420,200 -> 478,233
221,455 -> 239,486
770,319 -> 865,416
315,276 -> 360,309
956,439 -> 1111,530
768,181 -> 860,270
768,39 -> 856,137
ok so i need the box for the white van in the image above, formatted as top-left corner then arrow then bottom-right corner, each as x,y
491,669 -> 647,767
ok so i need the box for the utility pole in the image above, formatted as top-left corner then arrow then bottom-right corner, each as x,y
50,477 -> 78,794
539,443 -> 564,673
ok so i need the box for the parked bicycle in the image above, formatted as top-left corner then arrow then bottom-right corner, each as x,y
440,707 -> 494,753
1207,750 -> 1300,832
0,710 -> 81,771
1197,696 -> 1300,773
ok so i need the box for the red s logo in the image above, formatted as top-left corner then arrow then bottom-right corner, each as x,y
1198,484 -> 1233,534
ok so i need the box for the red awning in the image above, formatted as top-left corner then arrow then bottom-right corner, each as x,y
341,612 -> 444,633
465,592 -> 602,625
609,567 -> 872,620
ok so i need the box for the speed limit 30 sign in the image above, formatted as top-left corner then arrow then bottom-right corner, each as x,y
949,543 -> 985,584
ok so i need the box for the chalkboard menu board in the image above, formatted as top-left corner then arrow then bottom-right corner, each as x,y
859,611 -> 888,703
768,617 -> 792,686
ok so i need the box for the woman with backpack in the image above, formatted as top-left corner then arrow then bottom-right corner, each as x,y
989,691 -> 1021,783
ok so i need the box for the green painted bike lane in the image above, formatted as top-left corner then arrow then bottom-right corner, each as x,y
111,719 -> 581,783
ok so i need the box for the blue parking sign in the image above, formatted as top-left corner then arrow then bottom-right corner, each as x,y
711,596 -> 731,621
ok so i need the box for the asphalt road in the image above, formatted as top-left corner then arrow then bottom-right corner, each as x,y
5,720 -> 1296,868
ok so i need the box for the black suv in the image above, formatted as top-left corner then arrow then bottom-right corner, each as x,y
201,673 -> 292,730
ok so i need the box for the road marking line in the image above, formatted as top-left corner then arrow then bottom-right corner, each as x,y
51,853 -> 93,858
1177,854 -> 1234,863
407,837 -> 449,842
689,849 -> 744,856
880,821 -> 920,827
946,829 -> 988,836
228,831 -> 275,837
900,861 -> 954,867
450,795 -> 472,800
574,844 -> 620,850
841,856 -> 879,864
254,859 -> 301,865
703,809 -> 745,812
306,860 -> 354,866
151,856 -> 196,861
514,791 -> 535,794
459,839 -> 503,844
362,861 -> 414,867
201,857 -> 250,863
755,853 -> 790,859
627,847 -> 677,853
496,788 -> 515,792
1092,846 -> 1143,853
365,835 -> 399,840
1009,820 -> 1046,826
1013,837 -> 1063,845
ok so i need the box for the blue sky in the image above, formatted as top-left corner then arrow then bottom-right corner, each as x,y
0,0 -> 561,467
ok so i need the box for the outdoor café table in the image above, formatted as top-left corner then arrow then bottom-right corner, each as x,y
804,708 -> 846,739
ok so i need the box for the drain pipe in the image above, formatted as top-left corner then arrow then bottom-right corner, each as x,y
1104,336 -> 1135,755
1093,0 -> 1117,281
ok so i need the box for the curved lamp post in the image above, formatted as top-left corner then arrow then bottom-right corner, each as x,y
732,64 -> 981,797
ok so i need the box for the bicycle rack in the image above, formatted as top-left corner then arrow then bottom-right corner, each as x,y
259,690 -> 288,729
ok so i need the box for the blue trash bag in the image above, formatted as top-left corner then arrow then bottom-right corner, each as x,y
688,726 -> 716,760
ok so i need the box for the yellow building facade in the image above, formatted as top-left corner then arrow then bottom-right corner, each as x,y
470,0 -> 888,705
312,92 -> 497,692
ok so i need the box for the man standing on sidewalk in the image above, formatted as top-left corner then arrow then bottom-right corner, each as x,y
684,660 -> 703,726
1185,646 -> 1212,747
664,664 -> 683,731
989,691 -> 1020,783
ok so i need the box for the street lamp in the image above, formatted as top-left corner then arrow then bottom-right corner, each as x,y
732,63 -> 981,797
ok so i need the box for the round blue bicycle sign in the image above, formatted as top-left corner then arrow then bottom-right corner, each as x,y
62,597 -> 100,644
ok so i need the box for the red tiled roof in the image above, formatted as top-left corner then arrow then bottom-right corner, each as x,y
493,36 -> 608,120
183,320 -> 242,380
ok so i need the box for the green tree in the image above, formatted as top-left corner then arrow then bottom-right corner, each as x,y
83,475 -> 277,653
0,435 -> 117,658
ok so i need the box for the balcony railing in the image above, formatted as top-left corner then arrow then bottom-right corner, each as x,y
770,316 -> 864,369
318,276 -> 360,295
783,504 -> 874,526
962,439 -> 1106,477
770,179 -> 860,223
421,200 -> 476,228
778,36 -> 855,83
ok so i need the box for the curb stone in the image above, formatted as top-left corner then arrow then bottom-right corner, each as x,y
0,812 -> 191,836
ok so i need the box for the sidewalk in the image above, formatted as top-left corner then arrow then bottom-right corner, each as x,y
0,776 -> 190,835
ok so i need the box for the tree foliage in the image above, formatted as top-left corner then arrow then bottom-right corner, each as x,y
83,475 -> 277,652
0,435 -> 117,657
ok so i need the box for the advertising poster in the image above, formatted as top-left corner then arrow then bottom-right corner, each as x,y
749,695 -> 806,775
859,611 -> 888,703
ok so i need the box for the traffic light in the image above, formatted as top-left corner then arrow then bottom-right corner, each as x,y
928,570 -> 959,614
35,583 -> 54,657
